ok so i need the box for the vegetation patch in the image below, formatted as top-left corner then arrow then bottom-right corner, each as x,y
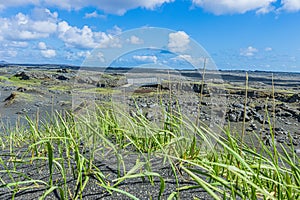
81,87 -> 121,94
0,104 -> 299,199
8,76 -> 42,87
0,75 -> 9,82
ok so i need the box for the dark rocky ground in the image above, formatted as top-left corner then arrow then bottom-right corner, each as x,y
0,65 -> 299,199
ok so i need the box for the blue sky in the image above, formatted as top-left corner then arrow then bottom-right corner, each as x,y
0,0 -> 299,72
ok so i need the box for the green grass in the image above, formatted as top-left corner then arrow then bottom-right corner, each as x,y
0,75 -> 9,82
8,76 -> 42,87
0,102 -> 299,199
75,87 -> 122,94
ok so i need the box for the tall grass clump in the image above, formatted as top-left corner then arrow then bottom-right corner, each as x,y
0,100 -> 299,199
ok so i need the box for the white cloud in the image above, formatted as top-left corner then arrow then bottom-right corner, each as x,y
0,7 -> 125,62
256,4 -> 275,14
31,20 -> 57,33
10,30 -> 48,40
41,49 -> 56,58
0,10 -> 57,41
43,0 -> 174,15
168,31 -> 190,53
0,0 -> 299,16
98,34 -> 122,48
133,55 -> 158,63
1,0 -> 173,15
240,46 -> 258,57
57,21 -> 121,49
127,35 -> 143,44
176,54 -> 193,60
84,11 -> 106,19
280,0 -> 300,12
192,0 -> 276,15
58,21 -> 98,48
37,41 -> 56,58
38,42 -> 47,50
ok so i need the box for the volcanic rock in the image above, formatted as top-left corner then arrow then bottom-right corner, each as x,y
14,71 -> 30,80
56,75 -> 69,81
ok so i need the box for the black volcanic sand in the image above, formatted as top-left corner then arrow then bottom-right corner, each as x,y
0,65 -> 300,199
0,147 -> 214,199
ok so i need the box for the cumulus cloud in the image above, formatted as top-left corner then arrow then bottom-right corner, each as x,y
168,31 -> 190,53
0,0 -> 173,14
58,21 -> 122,49
38,42 -> 47,50
192,0 -> 276,15
42,0 -> 174,15
0,10 -> 57,41
127,35 -> 143,45
41,49 -> 56,58
0,7 -> 124,62
31,20 -> 57,33
240,46 -> 258,57
1,0 -> 300,15
133,55 -> 158,63
37,41 -> 56,58
0,9 -> 122,50
57,21 -> 98,49
91,0 -> 167,15
280,0 -> 300,12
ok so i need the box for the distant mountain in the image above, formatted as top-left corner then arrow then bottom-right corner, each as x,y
0,60 -> 8,64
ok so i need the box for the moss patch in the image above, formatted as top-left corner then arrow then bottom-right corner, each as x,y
80,87 -> 121,94
8,76 -> 42,87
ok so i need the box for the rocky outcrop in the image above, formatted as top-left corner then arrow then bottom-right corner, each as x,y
226,103 -> 265,124
56,75 -> 70,81
14,71 -> 30,80
277,93 -> 300,103
161,82 -> 209,94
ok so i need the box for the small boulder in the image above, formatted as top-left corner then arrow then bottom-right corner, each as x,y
14,71 -> 30,80
288,94 -> 300,103
57,68 -> 69,73
4,92 -> 17,105
17,87 -> 27,92
56,75 -> 69,81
